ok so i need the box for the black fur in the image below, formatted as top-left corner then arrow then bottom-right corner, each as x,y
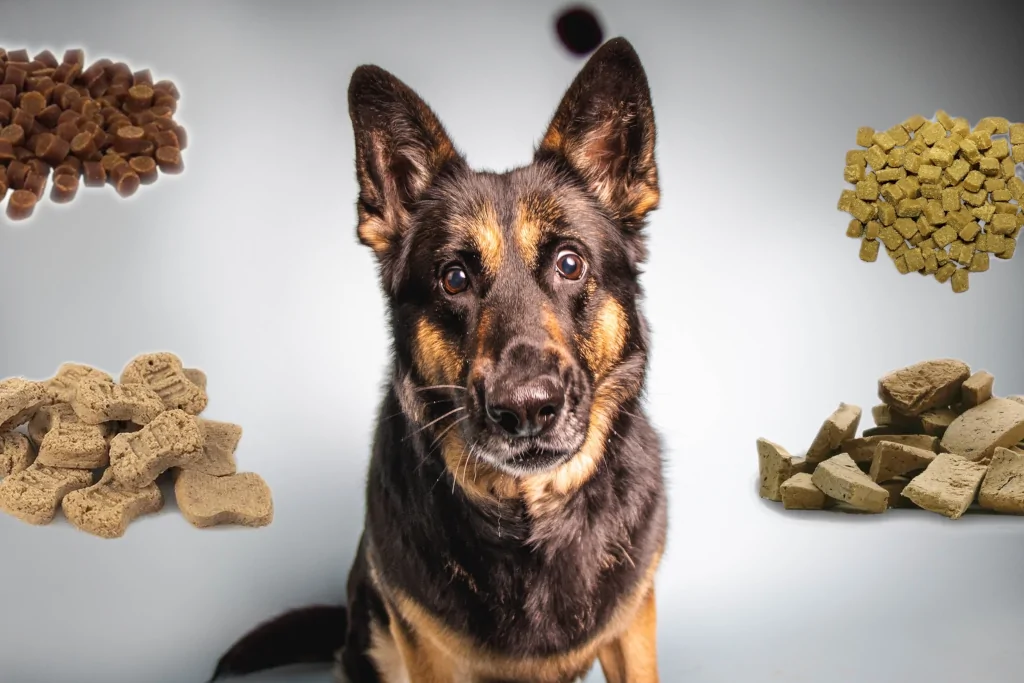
213,37 -> 666,682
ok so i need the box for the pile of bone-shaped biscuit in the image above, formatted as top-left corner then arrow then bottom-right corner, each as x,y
0,353 -> 272,538
759,359 -> 1024,519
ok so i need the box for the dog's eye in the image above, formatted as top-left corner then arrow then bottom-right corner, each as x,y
555,250 -> 586,280
442,266 -> 470,294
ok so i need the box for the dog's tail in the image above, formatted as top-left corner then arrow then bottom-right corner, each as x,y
209,604 -> 348,681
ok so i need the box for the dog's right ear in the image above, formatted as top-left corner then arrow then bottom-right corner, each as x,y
348,66 -> 465,255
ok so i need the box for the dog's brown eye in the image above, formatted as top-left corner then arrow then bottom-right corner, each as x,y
442,266 -> 469,294
555,250 -> 585,280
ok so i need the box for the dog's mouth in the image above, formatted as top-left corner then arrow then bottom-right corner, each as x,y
457,368 -> 591,476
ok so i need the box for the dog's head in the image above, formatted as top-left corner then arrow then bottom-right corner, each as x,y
349,38 -> 658,481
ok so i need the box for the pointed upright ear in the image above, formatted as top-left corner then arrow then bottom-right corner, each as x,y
348,65 -> 465,254
535,38 -> 659,229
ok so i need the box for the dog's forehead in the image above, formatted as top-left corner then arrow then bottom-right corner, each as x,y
424,166 -> 603,271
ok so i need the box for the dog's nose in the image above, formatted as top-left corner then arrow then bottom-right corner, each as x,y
485,376 -> 565,438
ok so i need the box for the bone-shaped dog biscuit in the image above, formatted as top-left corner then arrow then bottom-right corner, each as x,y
72,379 -> 165,426
1,432 -> 35,477
119,353 -> 208,415
0,378 -> 50,432
174,470 -> 273,528
62,469 -> 164,539
0,462 -> 93,525
176,418 -> 241,477
108,409 -> 204,488
43,363 -> 113,403
31,402 -> 115,469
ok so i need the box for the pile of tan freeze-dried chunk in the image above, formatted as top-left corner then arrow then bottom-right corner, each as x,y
758,359 -> 1024,519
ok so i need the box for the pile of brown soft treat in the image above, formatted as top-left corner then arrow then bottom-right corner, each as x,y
758,359 -> 1024,519
1,46 -> 187,221
0,353 -> 273,538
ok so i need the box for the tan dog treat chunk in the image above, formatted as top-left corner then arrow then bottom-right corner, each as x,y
978,448 -> 1024,514
62,469 -> 163,539
757,438 -> 794,501
119,352 -> 208,415
941,397 -> 1024,462
1,432 -> 35,477
960,371 -> 994,408
72,379 -> 165,426
901,453 -> 986,519
0,378 -> 49,432
921,408 -> 958,436
183,368 -> 207,391
43,363 -> 113,403
780,473 -> 826,510
177,419 -> 241,477
108,409 -> 203,487
811,453 -> 888,513
806,403 -> 862,464
36,418 -> 113,469
840,434 -> 940,467
0,463 -> 93,525
878,359 -> 971,416
869,440 -> 937,482
174,470 -> 274,528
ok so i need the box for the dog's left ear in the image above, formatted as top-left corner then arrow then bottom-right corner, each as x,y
535,37 -> 659,229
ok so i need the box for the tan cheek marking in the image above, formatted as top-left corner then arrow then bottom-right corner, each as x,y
541,305 -> 567,348
473,202 -> 504,276
412,319 -> 464,386
577,297 -> 629,381
474,308 -> 494,361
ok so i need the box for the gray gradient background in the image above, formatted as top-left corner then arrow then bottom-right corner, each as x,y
1,0 -> 1024,682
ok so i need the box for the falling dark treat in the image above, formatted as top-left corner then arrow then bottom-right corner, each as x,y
111,162 -> 140,197
155,145 -> 183,174
7,189 -> 37,220
130,155 -> 158,184
554,6 -> 604,56
50,173 -> 79,203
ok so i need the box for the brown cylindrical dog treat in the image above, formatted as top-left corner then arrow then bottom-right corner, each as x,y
18,90 -> 46,116
111,162 -> 140,197
106,61 -> 132,81
50,172 -> 79,203
0,463 -> 94,526
62,469 -> 164,539
129,155 -> 158,184
52,62 -> 81,85
82,160 -> 106,187
105,82 -> 129,102
152,129 -> 179,149
7,49 -> 31,63
153,79 -> 180,100
11,109 -> 34,133
13,145 -> 33,162
58,86 -> 81,110
155,145 -> 183,174
6,159 -> 29,187
100,151 -> 124,173
150,104 -> 174,119
132,68 -> 153,87
0,84 -> 16,104
62,49 -> 85,65
70,130 -> 98,158
127,84 -> 154,109
26,158 -> 50,178
141,121 -> 160,140
87,74 -> 110,99
130,109 -> 157,127
35,132 -> 71,164
0,432 -> 36,478
23,172 -> 47,199
0,98 -> 13,124
54,155 -> 81,177
0,176 -> 7,203
113,125 -> 147,154
3,65 -> 27,90
36,103 -> 61,128
174,470 -> 274,529
0,122 -> 25,146
55,119 -> 79,142
34,50 -> 59,69
0,138 -> 14,161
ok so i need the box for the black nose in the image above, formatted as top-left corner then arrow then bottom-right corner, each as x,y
485,376 -> 565,438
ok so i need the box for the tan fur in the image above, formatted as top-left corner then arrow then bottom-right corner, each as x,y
368,619 -> 412,683
576,297 -> 629,382
367,548 -> 661,683
450,202 -> 504,276
597,588 -> 659,683
413,318 -> 464,386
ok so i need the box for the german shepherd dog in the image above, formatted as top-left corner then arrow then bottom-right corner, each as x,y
212,37 -> 667,683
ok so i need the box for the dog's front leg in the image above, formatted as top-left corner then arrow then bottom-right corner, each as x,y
597,587 -> 659,683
